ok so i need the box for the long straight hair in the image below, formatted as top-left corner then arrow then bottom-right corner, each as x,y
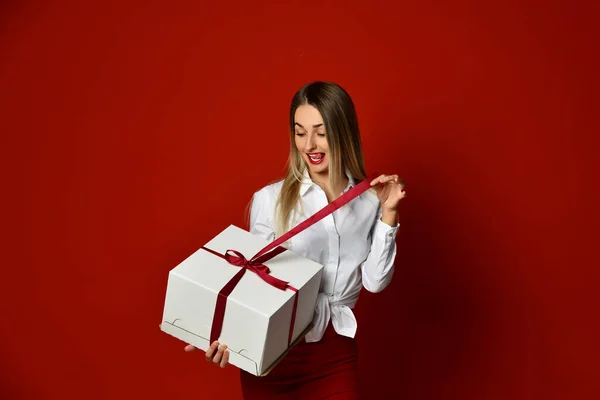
273,81 -> 368,237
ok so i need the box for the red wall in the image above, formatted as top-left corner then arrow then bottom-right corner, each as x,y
2,1 -> 598,399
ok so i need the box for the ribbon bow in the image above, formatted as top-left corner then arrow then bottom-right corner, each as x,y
201,246 -> 294,344
223,249 -> 289,291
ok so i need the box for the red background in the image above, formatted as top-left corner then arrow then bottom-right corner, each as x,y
2,1 -> 599,399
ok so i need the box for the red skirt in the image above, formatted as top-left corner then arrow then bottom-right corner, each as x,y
239,323 -> 361,399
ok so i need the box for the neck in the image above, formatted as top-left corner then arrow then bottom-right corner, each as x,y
309,170 -> 348,198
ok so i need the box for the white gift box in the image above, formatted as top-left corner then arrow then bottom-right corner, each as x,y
160,224 -> 324,376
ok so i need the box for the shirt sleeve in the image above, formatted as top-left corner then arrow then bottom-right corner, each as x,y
360,205 -> 399,293
249,188 -> 276,242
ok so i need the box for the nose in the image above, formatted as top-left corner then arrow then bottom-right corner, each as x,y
305,133 -> 317,152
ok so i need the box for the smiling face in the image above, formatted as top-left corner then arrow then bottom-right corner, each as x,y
293,104 -> 330,175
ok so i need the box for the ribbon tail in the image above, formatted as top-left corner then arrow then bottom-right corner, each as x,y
252,246 -> 286,265
209,267 -> 246,344
256,270 -> 289,291
251,174 -> 378,261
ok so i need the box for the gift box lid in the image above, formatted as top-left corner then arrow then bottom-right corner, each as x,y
172,225 -> 323,316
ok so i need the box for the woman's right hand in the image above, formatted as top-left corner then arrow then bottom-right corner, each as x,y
184,341 -> 230,368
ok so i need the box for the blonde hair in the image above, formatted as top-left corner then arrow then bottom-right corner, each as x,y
272,81 -> 368,237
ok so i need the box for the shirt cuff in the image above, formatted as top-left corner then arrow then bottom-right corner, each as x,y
374,218 -> 400,241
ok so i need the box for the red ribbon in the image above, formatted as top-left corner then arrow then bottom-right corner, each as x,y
202,246 -> 298,346
204,173 -> 377,347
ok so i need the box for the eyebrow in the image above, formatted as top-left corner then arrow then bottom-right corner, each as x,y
295,122 -> 324,129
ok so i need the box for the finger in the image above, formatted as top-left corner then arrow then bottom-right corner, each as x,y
379,176 -> 395,186
382,175 -> 398,185
212,344 -> 226,365
370,174 -> 388,186
205,341 -> 219,361
375,175 -> 406,186
397,177 -> 406,190
220,349 -> 230,368
184,344 -> 197,352
387,175 -> 405,189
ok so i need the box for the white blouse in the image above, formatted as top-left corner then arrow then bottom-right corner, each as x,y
249,169 -> 399,343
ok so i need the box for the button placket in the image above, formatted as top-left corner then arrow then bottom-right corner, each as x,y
324,216 -> 340,295
329,189 -> 353,295
315,185 -> 340,295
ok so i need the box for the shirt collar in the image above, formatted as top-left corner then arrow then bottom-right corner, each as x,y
299,168 -> 356,197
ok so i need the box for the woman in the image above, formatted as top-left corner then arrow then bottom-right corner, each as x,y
186,81 -> 406,399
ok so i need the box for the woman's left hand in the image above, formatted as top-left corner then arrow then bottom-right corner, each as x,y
370,174 -> 406,212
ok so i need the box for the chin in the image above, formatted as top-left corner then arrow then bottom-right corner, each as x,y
307,163 -> 329,174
